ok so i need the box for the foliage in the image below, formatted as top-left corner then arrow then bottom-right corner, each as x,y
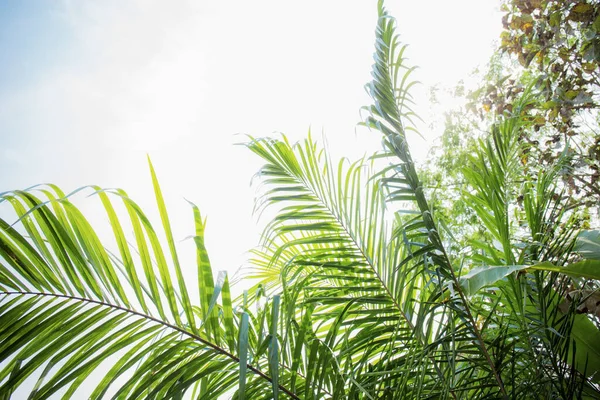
1,1 -> 600,399
500,0 -> 600,117
480,0 -> 600,203
424,0 -> 600,255
0,160 -> 289,399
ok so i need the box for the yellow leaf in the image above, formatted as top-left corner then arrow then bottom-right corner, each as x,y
566,90 -> 579,100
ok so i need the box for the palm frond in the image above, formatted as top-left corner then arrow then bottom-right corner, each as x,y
244,132 -> 461,398
361,2 -> 512,397
0,159 -> 294,399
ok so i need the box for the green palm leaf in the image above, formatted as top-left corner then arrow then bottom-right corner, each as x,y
0,159 -> 294,399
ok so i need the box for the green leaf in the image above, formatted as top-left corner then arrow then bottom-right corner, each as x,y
269,295 -> 280,400
461,260 -> 600,296
460,265 -> 529,296
238,312 -> 249,400
189,201 -> 219,344
575,230 -> 600,260
221,274 -> 236,353
148,157 -> 196,332
531,260 -> 600,281
571,313 -> 600,382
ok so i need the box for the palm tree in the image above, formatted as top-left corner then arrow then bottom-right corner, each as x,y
1,1 -> 600,398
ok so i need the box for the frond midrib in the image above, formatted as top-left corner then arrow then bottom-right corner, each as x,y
272,156 -> 413,326
0,290 -> 299,399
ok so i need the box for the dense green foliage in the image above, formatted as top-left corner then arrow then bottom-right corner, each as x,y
1,1 -> 600,399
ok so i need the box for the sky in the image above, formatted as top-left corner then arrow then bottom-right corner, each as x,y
0,0 -> 502,282
0,0 -> 502,397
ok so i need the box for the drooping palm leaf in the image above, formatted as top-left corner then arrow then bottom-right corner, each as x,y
0,159 -> 295,399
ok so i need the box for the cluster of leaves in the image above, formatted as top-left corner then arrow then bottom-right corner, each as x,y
426,0 -> 600,252
500,0 -> 599,118
2,1 -> 600,399
483,0 -> 600,202
421,1 -> 600,395
501,0 -> 600,87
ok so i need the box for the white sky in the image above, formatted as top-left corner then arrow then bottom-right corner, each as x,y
0,0 -> 502,397
0,0 -> 506,294
0,0 -> 502,285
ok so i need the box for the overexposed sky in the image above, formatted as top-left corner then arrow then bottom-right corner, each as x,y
0,0 -> 502,290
